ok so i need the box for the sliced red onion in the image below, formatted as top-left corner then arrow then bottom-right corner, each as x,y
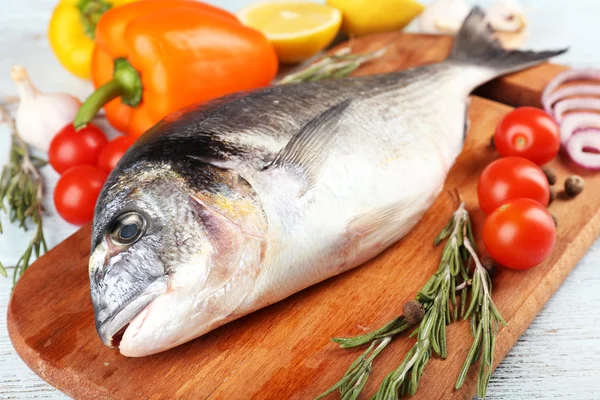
559,112 -> 600,144
566,129 -> 600,170
542,84 -> 600,115
542,69 -> 600,113
554,97 -> 600,122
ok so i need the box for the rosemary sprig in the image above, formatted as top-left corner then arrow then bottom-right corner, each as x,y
316,337 -> 392,400
332,316 -> 410,349
278,47 -> 386,85
318,203 -> 472,399
0,105 -> 47,283
455,228 -> 507,398
372,204 -> 472,399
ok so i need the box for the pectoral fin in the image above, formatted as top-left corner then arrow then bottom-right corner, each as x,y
266,99 -> 351,192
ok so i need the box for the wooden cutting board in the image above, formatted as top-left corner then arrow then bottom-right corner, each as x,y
8,33 -> 599,400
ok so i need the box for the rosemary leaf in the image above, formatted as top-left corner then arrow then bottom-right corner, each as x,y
465,272 -> 481,318
490,300 -> 508,326
332,317 -> 409,348
456,320 -> 483,389
434,214 -> 455,246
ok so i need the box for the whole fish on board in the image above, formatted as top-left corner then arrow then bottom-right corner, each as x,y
89,8 -> 565,357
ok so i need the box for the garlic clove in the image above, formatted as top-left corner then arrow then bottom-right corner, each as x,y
11,65 -> 82,152
10,65 -> 39,98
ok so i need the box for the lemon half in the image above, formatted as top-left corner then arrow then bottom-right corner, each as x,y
238,1 -> 342,63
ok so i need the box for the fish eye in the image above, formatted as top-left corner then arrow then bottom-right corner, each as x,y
110,212 -> 146,246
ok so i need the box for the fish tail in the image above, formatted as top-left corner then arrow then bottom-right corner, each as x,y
448,7 -> 567,79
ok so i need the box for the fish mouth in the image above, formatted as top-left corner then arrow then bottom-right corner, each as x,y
111,324 -> 130,348
96,276 -> 170,349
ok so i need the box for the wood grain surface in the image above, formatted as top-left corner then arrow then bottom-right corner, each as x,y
6,32 -> 599,399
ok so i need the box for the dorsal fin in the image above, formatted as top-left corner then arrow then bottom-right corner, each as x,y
266,98 -> 351,192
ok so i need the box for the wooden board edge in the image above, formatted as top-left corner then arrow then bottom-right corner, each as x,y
476,62 -> 569,108
6,303 -> 114,400
6,225 -> 109,400
485,200 -> 600,393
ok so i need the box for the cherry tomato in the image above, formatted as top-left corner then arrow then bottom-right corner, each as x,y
483,198 -> 556,270
97,136 -> 134,174
49,123 -> 108,174
478,157 -> 550,215
494,107 -> 560,165
54,165 -> 107,225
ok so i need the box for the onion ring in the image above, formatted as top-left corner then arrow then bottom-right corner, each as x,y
553,98 -> 600,122
566,129 -> 600,170
542,84 -> 600,115
559,112 -> 600,144
542,69 -> 600,113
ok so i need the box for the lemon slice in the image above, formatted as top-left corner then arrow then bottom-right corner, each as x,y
238,1 -> 342,63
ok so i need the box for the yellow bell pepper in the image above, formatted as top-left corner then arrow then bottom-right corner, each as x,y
48,0 -> 137,79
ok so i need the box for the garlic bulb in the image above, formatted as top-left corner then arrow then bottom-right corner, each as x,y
419,0 -> 471,35
11,65 -> 81,152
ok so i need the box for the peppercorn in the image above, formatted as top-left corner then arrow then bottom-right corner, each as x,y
403,300 -> 425,325
480,256 -> 498,277
551,213 -> 558,227
564,175 -> 584,197
548,188 -> 556,205
541,166 -> 557,185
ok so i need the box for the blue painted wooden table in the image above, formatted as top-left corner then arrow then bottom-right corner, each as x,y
0,0 -> 599,398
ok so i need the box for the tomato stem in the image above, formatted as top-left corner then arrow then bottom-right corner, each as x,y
515,135 -> 527,149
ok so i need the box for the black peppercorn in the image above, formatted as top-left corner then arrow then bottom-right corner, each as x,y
541,166 -> 557,185
480,256 -> 498,277
564,175 -> 584,197
403,300 -> 425,325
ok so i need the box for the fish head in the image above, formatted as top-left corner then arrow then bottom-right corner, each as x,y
89,157 -> 266,357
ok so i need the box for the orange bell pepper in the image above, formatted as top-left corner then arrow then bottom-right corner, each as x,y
74,0 -> 278,138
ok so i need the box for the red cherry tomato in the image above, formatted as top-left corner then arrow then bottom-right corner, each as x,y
54,165 -> 107,225
97,136 -> 134,174
483,198 -> 556,270
478,156 -> 550,215
494,107 -> 560,165
49,123 -> 108,174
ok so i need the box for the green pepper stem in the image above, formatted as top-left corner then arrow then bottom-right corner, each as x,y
74,58 -> 142,130
74,80 -> 123,129
77,0 -> 112,40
